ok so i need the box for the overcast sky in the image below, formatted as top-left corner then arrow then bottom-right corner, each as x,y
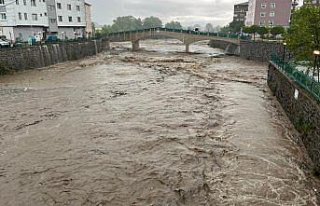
86,0 -> 247,28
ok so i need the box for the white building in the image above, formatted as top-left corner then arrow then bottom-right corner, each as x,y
55,0 -> 86,40
0,0 -> 88,42
0,0 -> 48,41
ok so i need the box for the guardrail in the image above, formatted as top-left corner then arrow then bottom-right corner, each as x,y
107,27 -> 250,40
271,54 -> 320,102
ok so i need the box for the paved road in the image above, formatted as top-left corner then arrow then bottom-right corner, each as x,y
0,40 -> 318,206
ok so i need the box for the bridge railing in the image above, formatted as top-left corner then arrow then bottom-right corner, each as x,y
271,54 -> 320,102
107,27 -> 249,40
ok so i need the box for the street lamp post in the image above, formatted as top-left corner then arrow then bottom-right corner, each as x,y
283,42 -> 287,62
313,50 -> 320,82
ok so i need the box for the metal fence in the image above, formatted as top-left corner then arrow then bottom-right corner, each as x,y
0,38 -> 102,50
107,27 -> 250,40
271,54 -> 320,102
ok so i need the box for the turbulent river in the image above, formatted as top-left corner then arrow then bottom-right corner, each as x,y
0,40 -> 319,206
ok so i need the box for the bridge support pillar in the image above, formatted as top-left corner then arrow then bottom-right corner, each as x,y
132,40 -> 140,51
185,43 -> 190,53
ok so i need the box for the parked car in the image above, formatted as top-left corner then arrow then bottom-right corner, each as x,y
0,39 -> 10,48
46,35 -> 58,43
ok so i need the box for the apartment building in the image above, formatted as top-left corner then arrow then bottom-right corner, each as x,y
0,0 -> 48,41
0,0 -> 89,42
233,2 -> 249,24
245,0 -> 292,27
55,0 -> 86,40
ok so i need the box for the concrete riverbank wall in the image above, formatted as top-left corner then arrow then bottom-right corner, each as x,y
208,40 -> 240,55
239,41 -> 284,62
209,40 -> 285,62
268,63 -> 320,173
0,40 -> 109,72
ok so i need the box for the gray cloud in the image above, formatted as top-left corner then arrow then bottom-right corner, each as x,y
86,0 -> 246,27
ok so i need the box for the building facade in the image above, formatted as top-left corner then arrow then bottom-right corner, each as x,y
85,2 -> 93,38
0,0 -> 89,42
0,0 -> 48,41
245,0 -> 292,27
233,2 -> 249,24
55,0 -> 86,40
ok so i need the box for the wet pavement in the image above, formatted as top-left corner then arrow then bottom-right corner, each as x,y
0,40 -> 319,206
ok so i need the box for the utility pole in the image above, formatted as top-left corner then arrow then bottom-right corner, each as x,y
290,0 -> 299,25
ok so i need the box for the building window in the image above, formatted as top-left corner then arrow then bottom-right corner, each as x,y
261,3 -> 266,9
50,18 -> 56,24
67,4 -> 71,10
24,13 -> 27,20
32,13 -> 38,21
23,0 -> 26,5
57,3 -> 61,9
77,17 -> 81,22
58,16 -> 62,22
0,13 -> 6,20
16,0 -> 19,5
259,21 -> 265,26
260,12 -> 266,17
49,5 -> 55,11
269,20 -> 274,26
76,5 -> 80,11
18,12 -> 22,20
0,0 -> 4,4
270,3 -> 276,9
68,16 -> 72,22
270,11 -> 275,17
31,0 -> 36,6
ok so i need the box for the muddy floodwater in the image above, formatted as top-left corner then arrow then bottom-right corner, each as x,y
0,40 -> 319,206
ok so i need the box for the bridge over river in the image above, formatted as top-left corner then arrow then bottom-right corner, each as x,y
0,39 -> 319,205
107,27 -> 241,53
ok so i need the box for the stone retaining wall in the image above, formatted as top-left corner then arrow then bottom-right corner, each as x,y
268,63 -> 320,173
209,40 -> 289,62
0,40 -> 109,71
240,40 -> 285,62
209,40 -> 240,55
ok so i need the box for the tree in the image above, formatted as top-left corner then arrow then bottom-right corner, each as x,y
286,6 -> 320,62
256,26 -> 269,39
243,25 -> 259,40
242,26 -> 251,34
95,25 -> 113,38
270,26 -> 285,38
143,16 -> 162,29
229,21 -> 244,33
205,23 -> 214,32
220,25 -> 231,34
249,25 -> 259,41
165,21 -> 183,30
111,16 -> 143,32
214,26 -> 221,32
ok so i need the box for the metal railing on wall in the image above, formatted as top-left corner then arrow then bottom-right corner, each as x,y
107,27 -> 250,40
0,38 -> 102,50
271,54 -> 320,102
